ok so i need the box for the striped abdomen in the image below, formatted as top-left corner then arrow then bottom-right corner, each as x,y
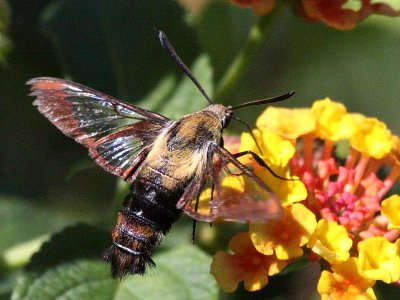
103,168 -> 184,277
103,113 -> 220,277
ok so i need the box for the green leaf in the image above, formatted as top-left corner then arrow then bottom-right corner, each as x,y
66,158 -> 98,181
0,0 -> 11,63
0,197 -> 78,253
26,224 -> 110,273
159,55 -> 213,119
279,255 -> 310,275
136,74 -> 177,111
12,246 -> 217,300
12,260 -> 117,300
0,271 -> 19,300
198,1 -> 256,91
115,245 -> 218,300
0,235 -> 50,273
41,0 -> 199,102
10,221 -> 216,299
10,273 -> 36,300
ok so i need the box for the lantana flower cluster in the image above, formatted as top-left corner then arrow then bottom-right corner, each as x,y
211,98 -> 400,298
230,0 -> 400,30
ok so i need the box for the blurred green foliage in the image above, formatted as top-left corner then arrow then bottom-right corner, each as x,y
0,0 -> 11,63
0,0 -> 399,299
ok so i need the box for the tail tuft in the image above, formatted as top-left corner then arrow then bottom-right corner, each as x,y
103,244 -> 155,278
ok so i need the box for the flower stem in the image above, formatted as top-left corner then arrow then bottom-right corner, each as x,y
213,4 -> 286,102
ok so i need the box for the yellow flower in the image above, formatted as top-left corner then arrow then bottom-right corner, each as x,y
390,135 -> 400,165
350,114 -> 393,159
240,130 -> 307,205
240,129 -> 295,166
381,194 -> 400,229
307,219 -> 352,264
357,236 -> 400,283
194,171 -> 246,222
210,232 -> 287,292
256,107 -> 316,140
311,98 -> 355,141
212,98 -> 400,295
250,203 -> 317,259
317,257 -> 376,300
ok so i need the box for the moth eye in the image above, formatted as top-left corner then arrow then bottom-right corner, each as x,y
222,116 -> 231,129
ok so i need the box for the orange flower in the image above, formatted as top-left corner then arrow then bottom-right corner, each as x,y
210,232 -> 287,292
317,257 -> 376,299
250,203 -> 317,259
230,0 -> 400,30
300,0 -> 400,30
230,0 -> 276,16
210,99 -> 400,297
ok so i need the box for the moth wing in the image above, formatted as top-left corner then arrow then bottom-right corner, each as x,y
182,145 -> 283,223
28,77 -> 171,182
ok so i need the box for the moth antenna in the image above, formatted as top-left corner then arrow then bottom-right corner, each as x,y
232,116 -> 263,155
231,91 -> 295,153
159,31 -> 213,105
232,91 -> 295,110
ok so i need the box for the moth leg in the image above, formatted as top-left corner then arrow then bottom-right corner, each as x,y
231,117 -> 263,154
209,184 -> 215,229
191,180 -> 215,244
233,150 -> 296,181
191,193 -> 200,245
191,219 -> 197,245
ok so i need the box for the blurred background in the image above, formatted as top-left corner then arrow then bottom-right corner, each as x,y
0,0 -> 399,299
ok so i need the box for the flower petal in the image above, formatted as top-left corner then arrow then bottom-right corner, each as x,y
250,203 -> 317,260
210,232 -> 288,292
256,107 -> 316,140
311,98 -> 355,141
358,236 -> 400,283
308,219 -> 352,264
381,194 -> 400,229
350,114 -> 392,159
317,257 -> 376,299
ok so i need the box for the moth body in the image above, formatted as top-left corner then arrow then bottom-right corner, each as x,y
28,32 -> 291,278
104,106 -> 228,276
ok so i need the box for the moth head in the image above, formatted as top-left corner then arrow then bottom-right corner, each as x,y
206,104 -> 234,129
